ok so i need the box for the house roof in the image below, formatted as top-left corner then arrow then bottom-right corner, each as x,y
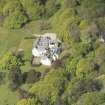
33,34 -> 61,62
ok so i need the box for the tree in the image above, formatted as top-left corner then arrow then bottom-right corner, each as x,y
64,0 -> 80,8
45,0 -> 60,17
51,8 -> 79,42
8,66 -> 23,91
66,57 -> 80,76
20,0 -> 45,20
0,51 -> 24,70
29,69 -> 67,105
63,78 -> 102,105
4,10 -> 28,29
95,45 -> 105,65
78,0 -> 105,19
75,92 -> 105,105
3,0 -> 23,16
76,57 -> 95,77
23,70 -> 41,84
17,97 -> 42,105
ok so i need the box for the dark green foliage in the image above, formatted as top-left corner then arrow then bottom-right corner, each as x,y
17,97 -> 42,105
45,0 -> 61,17
0,0 -> 61,29
51,8 -> 80,42
8,66 -> 23,91
66,57 -> 80,76
63,0 -> 80,8
17,88 -> 31,99
3,0 -> 23,16
0,51 -> 24,70
95,44 -> 105,65
23,70 -> 41,84
1,0 -> 105,105
20,0 -> 45,20
4,11 -> 28,29
29,69 -> 67,105
75,92 -> 105,105
63,78 -> 103,105
0,72 -> 6,85
78,0 -> 105,19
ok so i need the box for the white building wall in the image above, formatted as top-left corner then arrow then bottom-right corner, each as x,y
41,58 -> 52,66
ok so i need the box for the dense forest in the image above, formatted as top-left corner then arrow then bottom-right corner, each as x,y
0,0 -> 105,105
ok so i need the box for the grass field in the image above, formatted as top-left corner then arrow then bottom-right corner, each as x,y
0,84 -> 19,105
0,20 -> 52,57
0,20 -> 52,105
0,27 -> 23,104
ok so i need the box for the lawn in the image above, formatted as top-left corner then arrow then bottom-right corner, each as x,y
0,20 -> 53,105
0,27 -> 26,57
0,20 -> 51,57
0,84 -> 19,105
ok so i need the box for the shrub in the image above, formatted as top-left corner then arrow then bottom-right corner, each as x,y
66,57 -> 80,76
0,72 -> 6,85
20,0 -> 45,20
0,51 -> 24,70
45,0 -> 60,17
63,78 -> 103,105
29,69 -> 67,104
23,70 -> 41,84
8,66 -> 23,91
95,45 -> 105,65
78,0 -> 105,19
63,0 -> 80,8
51,8 -> 80,42
3,0 -> 23,16
17,97 -> 42,105
17,88 -> 30,99
80,22 -> 100,43
4,11 -> 28,29
76,58 -> 95,77
76,92 -> 105,105
79,20 -> 91,30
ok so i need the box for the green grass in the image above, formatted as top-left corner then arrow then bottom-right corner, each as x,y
0,27 -> 31,105
0,27 -> 27,57
0,20 -> 53,105
0,20 -> 52,58
0,84 -> 19,105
